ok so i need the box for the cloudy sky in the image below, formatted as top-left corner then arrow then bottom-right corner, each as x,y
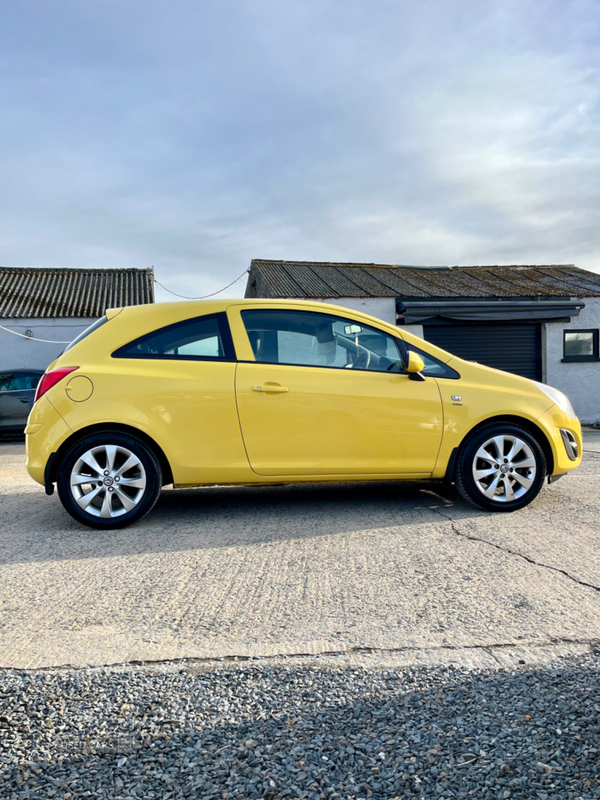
0,0 -> 598,300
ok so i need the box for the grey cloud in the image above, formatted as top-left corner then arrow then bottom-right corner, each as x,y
0,0 -> 597,301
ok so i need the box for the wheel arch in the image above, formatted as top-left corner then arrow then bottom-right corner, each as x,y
445,414 -> 554,483
48,423 -> 174,487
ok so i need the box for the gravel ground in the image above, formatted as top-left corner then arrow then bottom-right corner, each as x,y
1,653 -> 600,799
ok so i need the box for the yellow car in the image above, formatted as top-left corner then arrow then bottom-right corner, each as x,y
25,299 -> 581,529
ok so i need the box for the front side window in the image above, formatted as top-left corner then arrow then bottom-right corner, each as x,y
113,312 -> 235,361
241,309 -> 404,373
400,343 -> 461,379
0,374 -> 12,392
563,329 -> 599,362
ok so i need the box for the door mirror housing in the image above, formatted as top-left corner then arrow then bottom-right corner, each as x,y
406,350 -> 426,381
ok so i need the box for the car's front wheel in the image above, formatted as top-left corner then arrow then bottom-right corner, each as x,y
57,432 -> 162,529
455,423 -> 546,512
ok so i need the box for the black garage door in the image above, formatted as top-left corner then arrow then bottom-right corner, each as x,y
423,323 -> 542,381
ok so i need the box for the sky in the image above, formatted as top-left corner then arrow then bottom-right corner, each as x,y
0,0 -> 598,301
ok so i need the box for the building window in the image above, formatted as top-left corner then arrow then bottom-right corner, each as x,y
563,329 -> 599,362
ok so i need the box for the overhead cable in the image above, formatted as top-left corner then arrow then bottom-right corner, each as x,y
154,268 -> 249,300
0,324 -> 71,344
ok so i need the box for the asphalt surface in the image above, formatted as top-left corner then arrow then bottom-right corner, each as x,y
1,431 -> 599,670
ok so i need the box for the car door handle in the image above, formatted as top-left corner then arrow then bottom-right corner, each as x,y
253,384 -> 289,394
19,398 -> 29,404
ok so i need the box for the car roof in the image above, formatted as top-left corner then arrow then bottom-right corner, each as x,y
110,297 -> 383,319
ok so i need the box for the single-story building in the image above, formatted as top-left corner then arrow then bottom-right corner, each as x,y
0,267 -> 155,372
245,259 -> 600,424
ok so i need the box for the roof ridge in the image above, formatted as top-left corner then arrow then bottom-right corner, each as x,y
251,258 -> 445,269
454,264 -> 576,270
0,266 -> 153,273
252,259 -> 580,271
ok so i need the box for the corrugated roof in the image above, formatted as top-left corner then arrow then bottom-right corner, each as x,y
0,267 -> 155,318
246,260 -> 600,298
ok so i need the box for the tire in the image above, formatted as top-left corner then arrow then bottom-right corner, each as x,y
57,431 -> 163,529
455,423 -> 546,512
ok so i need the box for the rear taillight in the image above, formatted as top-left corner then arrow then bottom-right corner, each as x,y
35,367 -> 79,402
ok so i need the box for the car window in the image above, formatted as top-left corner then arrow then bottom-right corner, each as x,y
0,373 -> 12,392
241,309 -> 404,373
402,344 -> 461,379
113,312 -> 235,361
7,373 -> 41,390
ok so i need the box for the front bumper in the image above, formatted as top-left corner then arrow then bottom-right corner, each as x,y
537,405 -> 582,476
560,428 -> 579,461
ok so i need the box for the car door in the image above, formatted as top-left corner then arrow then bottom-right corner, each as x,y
232,306 -> 444,477
8,373 -> 40,427
0,373 -> 36,430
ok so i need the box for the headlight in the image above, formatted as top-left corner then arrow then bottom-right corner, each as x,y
532,381 -> 577,419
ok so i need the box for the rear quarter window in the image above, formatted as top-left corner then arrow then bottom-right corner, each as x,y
112,312 -> 235,361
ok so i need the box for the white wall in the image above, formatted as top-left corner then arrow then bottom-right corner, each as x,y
310,297 -> 397,326
0,317 -> 95,371
545,297 -> 600,424
397,324 -> 425,340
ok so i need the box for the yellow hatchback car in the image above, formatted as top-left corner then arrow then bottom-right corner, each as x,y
25,299 -> 581,529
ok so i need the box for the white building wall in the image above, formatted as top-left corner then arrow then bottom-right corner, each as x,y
545,297 -> 600,424
0,317 -> 95,372
312,296 -> 427,339
310,297 -> 397,326
291,296 -> 426,338
397,324 -> 425,340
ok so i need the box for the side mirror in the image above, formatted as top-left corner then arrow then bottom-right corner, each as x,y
406,351 -> 426,381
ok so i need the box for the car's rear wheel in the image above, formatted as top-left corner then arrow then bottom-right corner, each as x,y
57,432 -> 162,529
455,423 -> 546,512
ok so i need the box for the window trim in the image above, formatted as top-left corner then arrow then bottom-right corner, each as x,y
562,328 -> 600,363
240,308 -> 407,374
236,357 -> 404,375
111,312 -> 236,362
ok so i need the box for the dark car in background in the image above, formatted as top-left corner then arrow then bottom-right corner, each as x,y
0,370 -> 44,434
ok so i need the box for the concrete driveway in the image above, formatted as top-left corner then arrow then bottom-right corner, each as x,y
1,431 -> 599,670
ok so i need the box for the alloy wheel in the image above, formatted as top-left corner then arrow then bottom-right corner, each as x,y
471,434 -> 537,503
69,444 -> 147,518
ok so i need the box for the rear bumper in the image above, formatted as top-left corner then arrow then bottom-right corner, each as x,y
25,396 -> 72,486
